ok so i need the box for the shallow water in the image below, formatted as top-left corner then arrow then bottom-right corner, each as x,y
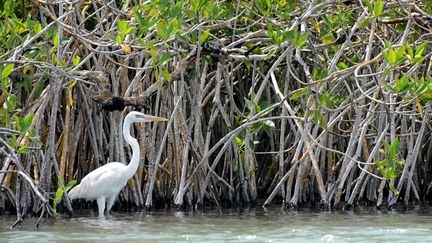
1,206 -> 432,242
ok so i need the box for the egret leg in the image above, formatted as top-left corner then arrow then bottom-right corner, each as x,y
106,196 -> 116,213
97,196 -> 106,217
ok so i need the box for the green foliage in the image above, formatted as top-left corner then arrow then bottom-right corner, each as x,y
234,99 -> 275,160
318,91 -> 334,109
200,29 -> 211,42
381,40 -> 431,104
0,0 -> 46,156
383,41 -> 429,66
290,87 -> 311,101
1,62 -> 41,154
384,75 -> 432,103
373,0 -> 383,16
255,0 -> 271,15
374,137 -> 405,195
73,55 -> 81,66
116,20 -> 135,44
15,114 -> 33,133
161,67 -> 171,82
311,107 -> 328,131
294,30 -> 309,47
375,138 -> 405,180
2,63 -> 14,78
53,177 -> 77,213
382,40 -> 406,66
0,0 -> 430,210
424,0 -> 432,14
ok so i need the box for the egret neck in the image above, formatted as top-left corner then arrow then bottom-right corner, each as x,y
122,116 -> 140,179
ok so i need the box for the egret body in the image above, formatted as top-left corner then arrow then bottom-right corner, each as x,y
68,111 -> 167,216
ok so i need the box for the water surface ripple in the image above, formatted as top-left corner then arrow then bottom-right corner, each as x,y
1,207 -> 432,242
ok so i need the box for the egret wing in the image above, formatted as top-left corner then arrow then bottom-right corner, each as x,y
69,162 -> 126,200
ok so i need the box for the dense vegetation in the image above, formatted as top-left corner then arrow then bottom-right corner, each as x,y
0,0 -> 431,224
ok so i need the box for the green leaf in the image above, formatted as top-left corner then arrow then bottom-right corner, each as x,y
34,80 -> 46,99
116,35 -> 123,45
385,166 -> 397,179
415,41 -> 429,58
17,146 -> 29,154
376,137 -> 405,180
165,19 -> 179,39
235,136 -> 243,148
290,87 -> 311,101
420,93 -> 432,101
405,44 -> 413,59
244,98 -> 255,112
73,55 -> 81,66
117,20 -> 128,35
337,62 -> 348,69
158,52 -> 172,66
256,0 -> 271,14
147,48 -> 159,58
383,140 -> 391,156
34,23 -> 42,34
313,109 -> 328,130
64,180 -> 77,192
389,182 -> 399,195
53,200 -> 57,213
365,0 -> 373,12
53,32 -> 59,48
384,39 -> 393,51
319,91 -> 334,108
33,137 -> 43,146
175,33 -> 188,43
396,45 -> 405,59
133,10 -> 145,28
200,29 -> 211,42
21,114 -> 34,132
55,187 -> 64,200
317,69 -> 328,80
359,18 -> 371,29
157,21 -> 167,39
295,31 -> 309,47
28,128 -> 36,137
383,42 -> 396,65
15,116 -> 21,132
244,60 -> 252,70
23,75 -> 32,93
389,50 -> 396,64
391,137 -> 400,156
161,68 -> 171,83
2,64 -> 14,78
374,0 -> 383,16
9,135 -> 18,150
6,93 -> 17,111
396,75 -> 410,92
250,123 -> 263,134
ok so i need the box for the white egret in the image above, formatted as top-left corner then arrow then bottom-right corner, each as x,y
68,111 -> 168,216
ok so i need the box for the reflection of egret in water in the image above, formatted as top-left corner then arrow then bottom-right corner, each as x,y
174,211 -> 192,224
68,112 -> 168,217
70,216 -> 135,230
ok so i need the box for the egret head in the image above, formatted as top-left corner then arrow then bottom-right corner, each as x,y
127,111 -> 168,123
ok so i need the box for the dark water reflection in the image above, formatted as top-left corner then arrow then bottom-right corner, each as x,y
1,206 -> 432,242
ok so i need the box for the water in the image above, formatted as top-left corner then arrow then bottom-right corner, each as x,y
1,207 -> 432,242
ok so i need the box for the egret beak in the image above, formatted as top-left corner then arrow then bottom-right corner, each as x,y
142,115 -> 168,122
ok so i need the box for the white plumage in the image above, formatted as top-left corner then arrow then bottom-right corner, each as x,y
68,111 -> 167,216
